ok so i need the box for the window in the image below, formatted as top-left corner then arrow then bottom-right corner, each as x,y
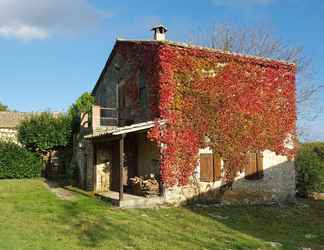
138,71 -> 148,107
245,152 -> 264,180
200,153 -> 222,182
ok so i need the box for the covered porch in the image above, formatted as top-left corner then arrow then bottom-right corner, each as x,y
85,121 -> 165,207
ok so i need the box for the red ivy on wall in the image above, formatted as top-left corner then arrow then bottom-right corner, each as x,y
118,41 -> 297,187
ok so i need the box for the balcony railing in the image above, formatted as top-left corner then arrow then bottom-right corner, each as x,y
100,107 -> 118,127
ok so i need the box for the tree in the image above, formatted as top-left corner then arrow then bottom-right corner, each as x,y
0,101 -> 8,111
68,92 -> 95,133
191,23 -> 323,139
18,112 -> 72,175
18,112 -> 72,153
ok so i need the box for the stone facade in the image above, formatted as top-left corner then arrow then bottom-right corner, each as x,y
73,134 -> 94,191
80,39 -> 296,206
0,112 -> 36,143
136,132 -> 160,177
93,45 -> 156,128
0,112 -> 61,144
163,149 -> 295,205
0,128 -> 18,142
78,130 -> 160,193
95,145 -> 112,192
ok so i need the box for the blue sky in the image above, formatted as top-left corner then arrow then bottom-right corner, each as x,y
0,0 -> 323,141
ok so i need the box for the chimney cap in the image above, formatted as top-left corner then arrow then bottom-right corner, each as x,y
151,25 -> 168,33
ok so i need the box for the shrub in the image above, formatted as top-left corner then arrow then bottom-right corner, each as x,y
0,141 -> 42,179
295,142 -> 324,196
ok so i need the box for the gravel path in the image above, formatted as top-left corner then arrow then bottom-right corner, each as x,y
44,180 -> 76,201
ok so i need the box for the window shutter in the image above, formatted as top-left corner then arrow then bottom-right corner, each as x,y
200,154 -> 213,182
245,152 -> 257,180
213,154 -> 222,181
256,152 -> 264,179
245,152 -> 264,180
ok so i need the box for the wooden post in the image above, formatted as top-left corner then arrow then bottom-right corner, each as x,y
92,143 -> 97,192
160,181 -> 166,198
119,134 -> 125,201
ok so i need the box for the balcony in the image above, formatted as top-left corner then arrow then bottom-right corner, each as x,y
99,107 -> 118,127
79,105 -> 120,135
90,105 -> 118,131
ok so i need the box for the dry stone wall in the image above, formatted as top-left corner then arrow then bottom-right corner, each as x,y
0,128 -> 18,143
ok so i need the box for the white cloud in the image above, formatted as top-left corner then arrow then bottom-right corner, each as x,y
211,0 -> 274,8
0,0 -> 108,41
0,25 -> 48,41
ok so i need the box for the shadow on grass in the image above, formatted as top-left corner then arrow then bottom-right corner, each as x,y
56,200 -> 135,249
179,161 -> 324,249
42,180 -> 125,248
44,171 -> 324,249
185,198 -> 324,250
57,202 -> 233,249
55,196 -> 258,249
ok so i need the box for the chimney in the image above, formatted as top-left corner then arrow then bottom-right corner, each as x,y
151,25 -> 167,41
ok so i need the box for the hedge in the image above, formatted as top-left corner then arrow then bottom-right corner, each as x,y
0,141 -> 42,179
295,142 -> 324,196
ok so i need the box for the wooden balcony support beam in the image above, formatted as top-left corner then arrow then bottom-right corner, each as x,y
119,134 -> 125,201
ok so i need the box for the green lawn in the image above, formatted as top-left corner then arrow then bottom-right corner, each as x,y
0,179 -> 323,250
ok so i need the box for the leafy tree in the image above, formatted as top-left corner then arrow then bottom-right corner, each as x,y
18,112 -> 72,153
69,92 -> 94,113
66,92 -> 94,183
0,101 -> 8,111
68,92 -> 95,132
18,113 -> 72,174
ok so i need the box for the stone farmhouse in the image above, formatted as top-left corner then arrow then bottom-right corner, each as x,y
0,112 -> 34,143
0,111 -> 61,143
76,26 -> 296,208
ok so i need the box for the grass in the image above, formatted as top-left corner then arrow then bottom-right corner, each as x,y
0,179 -> 323,250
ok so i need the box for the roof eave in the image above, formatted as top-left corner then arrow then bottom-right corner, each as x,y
113,39 -> 295,68
92,40 -> 120,96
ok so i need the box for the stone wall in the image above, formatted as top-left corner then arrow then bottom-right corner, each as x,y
164,149 -> 296,206
80,133 -> 295,205
94,143 -> 113,192
0,128 -> 18,143
73,134 -> 95,191
94,50 -> 153,127
84,142 -> 94,191
137,132 -> 160,177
